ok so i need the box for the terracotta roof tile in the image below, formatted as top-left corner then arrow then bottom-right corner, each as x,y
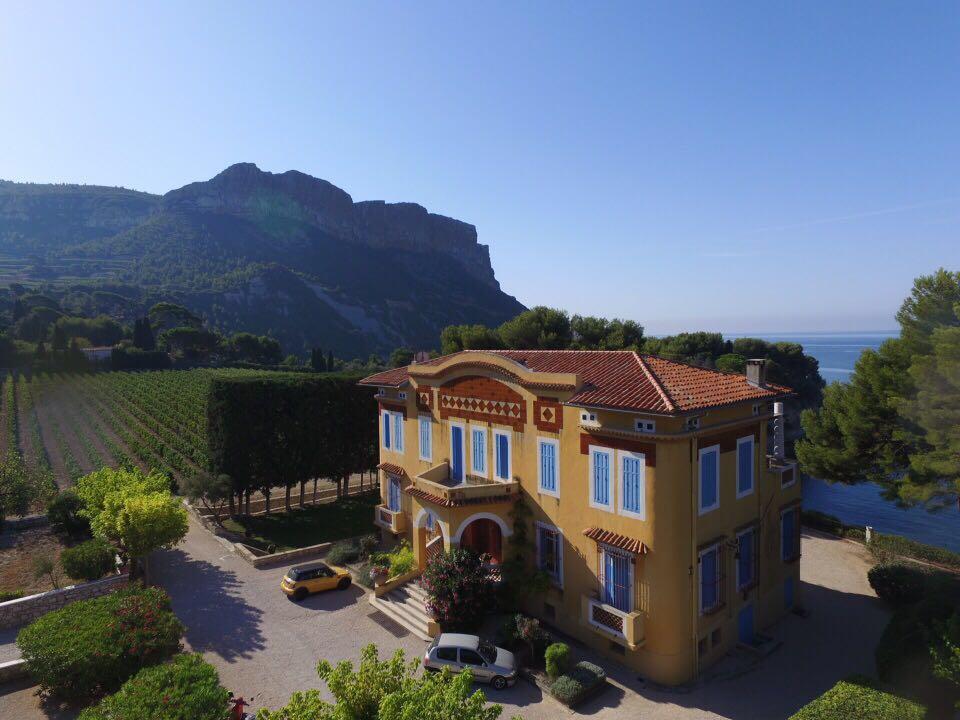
377,462 -> 406,477
404,485 -> 517,508
583,527 -> 648,555
360,350 -> 792,414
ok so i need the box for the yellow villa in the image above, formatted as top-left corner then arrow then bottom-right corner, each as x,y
359,350 -> 801,685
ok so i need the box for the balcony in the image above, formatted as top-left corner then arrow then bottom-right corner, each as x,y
767,456 -> 799,488
375,505 -> 408,534
411,462 -> 520,506
581,595 -> 645,649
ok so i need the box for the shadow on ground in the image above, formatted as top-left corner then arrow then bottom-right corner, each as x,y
153,548 -> 266,662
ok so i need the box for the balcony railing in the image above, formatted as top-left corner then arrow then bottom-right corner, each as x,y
374,505 -> 408,534
767,456 -> 798,488
581,595 -> 645,648
411,462 -> 520,505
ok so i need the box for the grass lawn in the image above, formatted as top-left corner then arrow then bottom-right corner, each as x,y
222,491 -> 379,552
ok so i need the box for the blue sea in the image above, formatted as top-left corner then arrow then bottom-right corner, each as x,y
734,332 -> 960,553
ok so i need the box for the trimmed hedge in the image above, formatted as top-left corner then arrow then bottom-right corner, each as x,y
16,585 -> 184,701
78,653 -> 230,720
550,661 -> 607,707
0,590 -> 24,602
788,676 -> 925,719
801,510 -> 866,541
60,538 -> 116,582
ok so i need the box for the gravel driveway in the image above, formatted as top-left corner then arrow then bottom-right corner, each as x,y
0,517 -> 888,720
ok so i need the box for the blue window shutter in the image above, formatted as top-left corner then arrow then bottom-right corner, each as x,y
623,456 -> 641,513
451,427 -> 463,481
739,531 -> 753,586
738,440 -> 753,493
702,549 -> 717,609
701,450 -> 717,508
383,414 -> 391,449
603,551 -> 615,604
496,434 -> 509,479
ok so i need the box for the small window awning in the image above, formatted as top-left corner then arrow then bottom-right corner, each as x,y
377,462 -> 407,477
583,527 -> 648,555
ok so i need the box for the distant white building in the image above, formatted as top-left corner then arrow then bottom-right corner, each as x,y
81,346 -> 113,365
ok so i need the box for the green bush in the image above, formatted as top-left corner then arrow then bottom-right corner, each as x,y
326,540 -> 360,566
876,581 -> 958,682
868,563 -> 931,606
17,585 -> 184,702
545,642 -> 571,679
788,675 -> 925,719
78,653 -> 229,720
48,490 -> 90,537
549,674 -> 583,705
60,538 -> 116,582
358,534 -> 378,559
549,661 -> 606,706
0,590 -> 24,602
801,510 -> 845,536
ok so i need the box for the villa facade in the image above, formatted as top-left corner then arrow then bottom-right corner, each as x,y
360,350 -> 801,685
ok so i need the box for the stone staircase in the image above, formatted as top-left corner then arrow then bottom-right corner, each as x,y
369,579 -> 433,641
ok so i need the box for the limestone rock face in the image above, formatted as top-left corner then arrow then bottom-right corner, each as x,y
164,163 -> 497,287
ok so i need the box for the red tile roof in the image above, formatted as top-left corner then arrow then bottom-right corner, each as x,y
583,527 -> 649,555
360,350 -> 791,414
377,462 -> 406,477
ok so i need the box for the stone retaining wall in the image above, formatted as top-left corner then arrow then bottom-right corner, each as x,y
0,574 -> 129,630
0,659 -> 28,683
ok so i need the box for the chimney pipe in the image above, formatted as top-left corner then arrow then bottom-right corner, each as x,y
746,358 -> 767,388
773,401 -> 785,461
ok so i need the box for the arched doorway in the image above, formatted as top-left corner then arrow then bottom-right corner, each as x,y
415,509 -> 446,569
459,518 -> 503,564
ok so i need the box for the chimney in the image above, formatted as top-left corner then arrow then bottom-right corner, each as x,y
773,401 -> 785,461
745,358 -> 767,388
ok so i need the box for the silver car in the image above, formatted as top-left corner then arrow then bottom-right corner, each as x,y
423,633 -> 517,690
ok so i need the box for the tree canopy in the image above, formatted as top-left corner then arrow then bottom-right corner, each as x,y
797,269 -> 960,507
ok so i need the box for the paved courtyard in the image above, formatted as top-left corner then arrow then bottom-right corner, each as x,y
0,518 -> 889,719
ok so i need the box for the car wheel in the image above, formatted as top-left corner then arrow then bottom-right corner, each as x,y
337,577 -> 351,590
491,676 -> 507,691
293,587 -> 308,602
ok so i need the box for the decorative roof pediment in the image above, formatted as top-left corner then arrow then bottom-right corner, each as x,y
407,351 -> 579,391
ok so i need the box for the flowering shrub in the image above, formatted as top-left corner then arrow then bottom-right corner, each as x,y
421,548 -> 493,630
16,584 -> 184,702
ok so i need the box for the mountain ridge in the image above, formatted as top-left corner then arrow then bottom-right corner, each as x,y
0,164 -> 525,356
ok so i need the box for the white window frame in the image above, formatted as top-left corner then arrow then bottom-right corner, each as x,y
698,444 -> 720,515
617,450 -> 646,520
735,526 -> 756,590
588,445 -> 614,512
382,410 -> 404,452
698,541 -> 722,615
537,437 -> 560,497
535,521 -> 564,588
449,421 -> 466,482
492,428 -> 512,482
470,425 -> 488,478
418,415 -> 432,462
634,418 -> 656,433
736,435 -> 755,499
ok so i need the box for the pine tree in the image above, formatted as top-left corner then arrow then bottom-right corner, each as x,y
326,350 -> 334,372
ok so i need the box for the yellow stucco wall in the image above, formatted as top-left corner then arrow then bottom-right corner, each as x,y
372,360 -> 800,685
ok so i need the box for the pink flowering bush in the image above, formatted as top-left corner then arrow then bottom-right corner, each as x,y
421,548 -> 493,630
16,584 -> 183,702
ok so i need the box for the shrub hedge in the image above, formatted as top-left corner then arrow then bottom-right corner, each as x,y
0,590 -> 24,602
550,661 -> 607,707
326,540 -> 361,566
16,585 -> 184,701
788,675 -> 925,719
47,490 -> 90,537
60,538 -> 116,582
867,563 -> 931,607
545,642 -> 571,679
78,653 -> 230,720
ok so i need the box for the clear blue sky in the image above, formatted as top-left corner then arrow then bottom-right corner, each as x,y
2,2 -> 958,334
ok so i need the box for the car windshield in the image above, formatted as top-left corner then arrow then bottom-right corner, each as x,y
478,640 -> 497,664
